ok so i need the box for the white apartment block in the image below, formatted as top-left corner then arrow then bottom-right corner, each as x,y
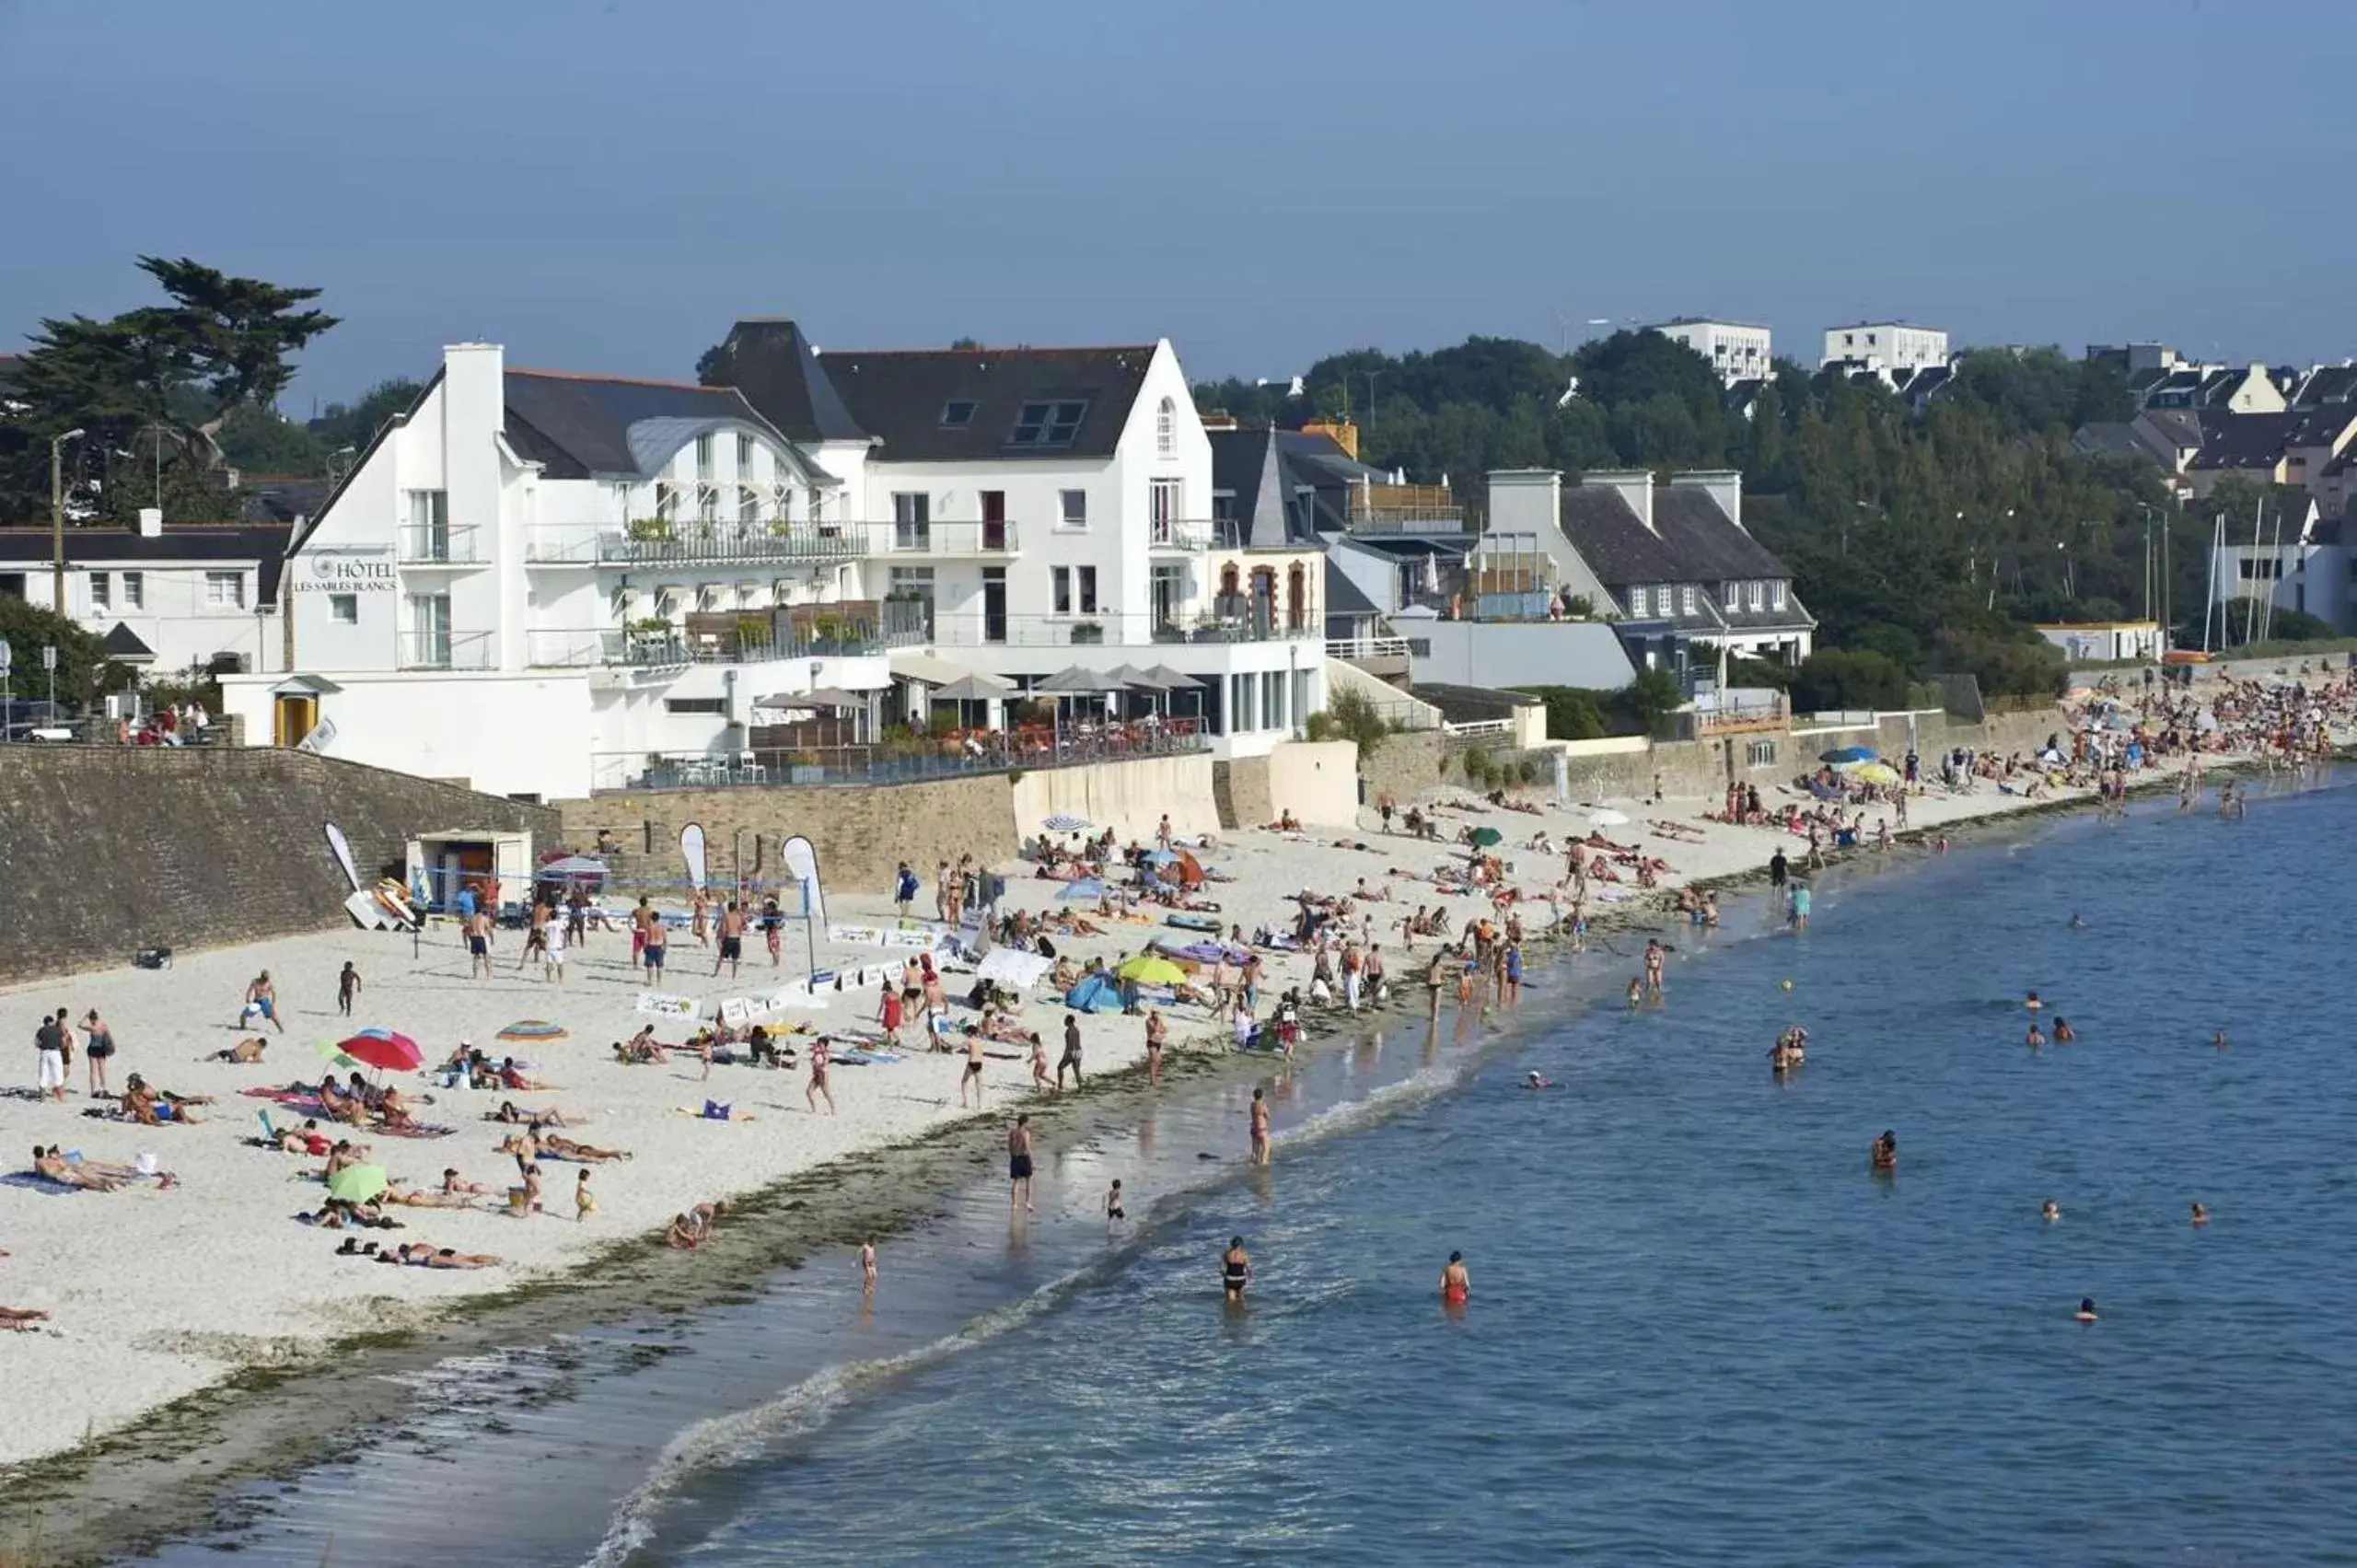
219,326 -> 1325,800
1821,321 -> 1949,374
1647,319 -> 1773,386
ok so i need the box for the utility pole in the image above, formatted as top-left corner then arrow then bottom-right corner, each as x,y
50,429 -> 86,612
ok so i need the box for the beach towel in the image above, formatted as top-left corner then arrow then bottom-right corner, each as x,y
830,1048 -> 904,1066
0,1171 -> 82,1194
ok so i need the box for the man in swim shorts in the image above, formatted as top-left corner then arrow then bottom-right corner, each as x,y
960,1031 -> 986,1109
714,900 -> 746,979
1008,1114 -> 1035,1214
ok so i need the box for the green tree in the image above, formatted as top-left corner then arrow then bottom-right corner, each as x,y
0,597 -> 121,708
313,377 -> 424,454
217,402 -> 328,474
1789,648 -> 1910,712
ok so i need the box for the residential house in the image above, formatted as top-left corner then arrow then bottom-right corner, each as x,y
2035,621 -> 2165,662
721,322 -> 1325,755
2185,405 -> 2357,500
1646,319 -> 1772,387
0,514 -> 291,681
2290,363 -> 2357,410
2206,494 -> 2349,634
1488,469 -> 1816,676
2140,362 -> 2286,414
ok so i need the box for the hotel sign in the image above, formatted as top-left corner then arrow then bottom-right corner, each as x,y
296,551 -> 398,592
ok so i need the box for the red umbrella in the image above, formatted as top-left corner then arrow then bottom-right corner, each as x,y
337,1028 -> 423,1073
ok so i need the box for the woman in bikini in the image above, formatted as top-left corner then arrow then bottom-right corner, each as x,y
1222,1236 -> 1252,1302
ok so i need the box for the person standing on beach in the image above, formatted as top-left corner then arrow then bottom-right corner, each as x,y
241,971 -> 286,1032
862,1238 -> 878,1293
1425,951 -> 1450,1022
1376,788 -> 1397,833
643,912 -> 668,982
1144,1009 -> 1167,1086
1249,1086 -> 1271,1165
961,1030 -> 987,1109
631,897 -> 655,969
1008,1114 -> 1036,1214
34,1013 -> 68,1103
1057,1013 -> 1084,1090
337,961 -> 362,1016
894,861 -> 920,919
1769,848 -> 1788,893
714,900 -> 747,979
1643,938 -> 1666,997
463,910 -> 493,980
81,1009 -> 117,1098
807,1035 -> 837,1115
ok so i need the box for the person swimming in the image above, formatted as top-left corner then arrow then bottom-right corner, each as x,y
2076,1296 -> 2099,1323
1440,1249 -> 1469,1307
2212,1029 -> 2231,1051
1870,1130 -> 1898,1171
1626,978 -> 1643,1008
1524,1071 -> 1552,1089
2068,913 -> 2086,929
2026,1023 -> 2048,1048
1222,1236 -> 1252,1301
2025,990 -> 2044,1011
2190,1202 -> 2210,1226
2041,1200 -> 2061,1223
2053,1017 -> 2075,1043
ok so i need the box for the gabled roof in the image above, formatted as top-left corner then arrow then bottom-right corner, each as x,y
2285,404 -> 2357,448
1323,558 -> 1380,618
1652,487 -> 1790,581
1208,427 -> 1335,547
811,343 -> 1157,462
1555,488 -> 1684,585
2189,410 -> 2293,470
501,370 -> 797,481
0,523 -> 292,604
2136,407 -> 2205,451
2073,422 -> 2148,459
100,622 -> 155,661
702,319 -> 868,444
2293,364 -> 2357,408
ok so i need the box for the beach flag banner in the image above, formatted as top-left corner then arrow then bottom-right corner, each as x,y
679,823 -> 708,891
780,834 -> 826,923
634,991 -> 703,1021
720,982 -> 831,1027
829,923 -> 888,948
323,822 -> 362,892
343,889 -> 401,931
883,926 -> 949,951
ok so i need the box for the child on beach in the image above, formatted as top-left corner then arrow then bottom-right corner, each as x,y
575,1167 -> 596,1222
1106,1179 -> 1126,1226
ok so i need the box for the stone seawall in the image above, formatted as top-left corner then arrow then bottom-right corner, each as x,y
0,748 -> 559,979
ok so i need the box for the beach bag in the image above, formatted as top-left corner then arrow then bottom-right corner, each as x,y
134,946 -> 172,970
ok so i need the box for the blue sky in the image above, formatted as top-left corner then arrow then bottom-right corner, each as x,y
3,0 -> 2349,405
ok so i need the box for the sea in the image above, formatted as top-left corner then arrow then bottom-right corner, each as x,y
133,777 -> 2357,1567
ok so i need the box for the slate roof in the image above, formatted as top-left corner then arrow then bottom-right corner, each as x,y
1209,427 -> 1346,545
702,319 -> 867,444
1555,488 -> 1685,584
0,524 -> 293,603
2293,364 -> 2357,407
501,370 -> 794,481
1323,558 -> 1380,618
1652,487 -> 1792,581
2286,405 -> 2357,447
2189,411 -> 2293,470
2137,408 -> 2205,453
1554,483 -> 1810,630
100,622 -> 155,661
809,343 -> 1156,462
2073,422 -> 2147,459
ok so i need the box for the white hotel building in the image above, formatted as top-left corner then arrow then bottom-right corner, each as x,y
221,323 -> 1325,800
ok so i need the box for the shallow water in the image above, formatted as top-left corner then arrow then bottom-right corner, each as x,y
131,781 -> 2357,1566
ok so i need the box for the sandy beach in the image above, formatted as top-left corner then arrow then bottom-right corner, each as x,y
0,689 -> 2307,1474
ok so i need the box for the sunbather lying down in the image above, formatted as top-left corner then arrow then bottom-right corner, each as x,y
0,1306 -> 49,1330
375,1243 -> 502,1269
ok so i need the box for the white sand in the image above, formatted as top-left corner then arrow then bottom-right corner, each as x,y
0,731 -> 2221,1469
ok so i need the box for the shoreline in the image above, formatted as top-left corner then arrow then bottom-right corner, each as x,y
0,719 -> 2302,1563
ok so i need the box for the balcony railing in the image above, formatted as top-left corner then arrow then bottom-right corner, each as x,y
1326,634 -> 1412,662
918,610 -> 1311,650
524,601 -> 926,669
526,521 -> 865,566
397,630 -> 494,670
1149,517 -> 1240,551
591,722 -> 1210,793
876,519 -> 1022,556
1347,484 -> 1469,533
397,524 -> 482,564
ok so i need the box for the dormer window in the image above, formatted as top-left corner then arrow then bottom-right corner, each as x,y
940,400 -> 977,428
1010,400 -> 1088,448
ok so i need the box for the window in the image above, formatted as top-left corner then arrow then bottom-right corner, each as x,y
939,400 -> 976,428
739,485 -> 759,524
329,593 -> 359,624
1009,400 -> 1087,448
1406,637 -> 1432,657
665,697 -> 726,715
1747,581 -> 1764,611
736,433 -> 755,473
1053,566 -> 1097,615
1052,566 -> 1073,615
1262,670 -> 1285,730
1771,580 -> 1787,610
88,572 -> 110,611
893,492 -> 931,551
1059,489 -> 1087,530
1156,396 -> 1177,459
113,571 -> 140,609
1149,478 -> 1180,543
1746,738 -> 1779,768
694,433 -> 714,478
1679,585 -> 1697,616
205,571 -> 245,610
1076,565 -> 1097,614
1230,672 -> 1256,732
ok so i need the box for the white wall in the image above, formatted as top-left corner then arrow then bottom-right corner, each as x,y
220,669 -> 598,798
1821,323 -> 1948,371
1264,739 -> 1359,827
49,561 -> 282,676
1655,321 -> 1772,384
1407,621 -> 1636,691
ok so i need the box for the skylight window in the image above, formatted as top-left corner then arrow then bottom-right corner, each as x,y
940,400 -> 977,428
1009,400 -> 1088,448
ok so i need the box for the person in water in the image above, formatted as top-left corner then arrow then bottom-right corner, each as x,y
2076,1297 -> 2099,1323
1222,1236 -> 1252,1301
2026,1022 -> 2048,1048
1106,1179 -> 1126,1226
1626,978 -> 1643,1008
2025,990 -> 2044,1012
2041,1200 -> 2061,1224
1441,1250 -> 1470,1306
2212,1029 -> 2231,1051
2068,912 -> 2086,929
1871,1130 -> 1898,1171
2053,1017 -> 2075,1043
2190,1202 -> 2210,1226
1524,1070 -> 1552,1089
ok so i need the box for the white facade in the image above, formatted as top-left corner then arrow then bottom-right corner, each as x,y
0,528 -> 284,679
221,337 -> 1324,800
1820,321 -> 1949,373
1648,319 -> 1773,385
2035,621 -> 2166,662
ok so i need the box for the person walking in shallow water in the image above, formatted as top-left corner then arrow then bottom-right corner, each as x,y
1008,1114 -> 1036,1214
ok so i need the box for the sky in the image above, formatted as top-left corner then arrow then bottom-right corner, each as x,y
3,0 -> 2351,408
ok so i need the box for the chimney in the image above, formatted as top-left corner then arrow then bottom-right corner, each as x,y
1581,469 -> 1655,531
1484,470 -> 1561,537
136,506 -> 163,539
1669,470 -> 1744,529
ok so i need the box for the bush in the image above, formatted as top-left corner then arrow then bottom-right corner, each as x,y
1512,685 -> 1608,740
1790,648 -> 1910,713
1933,628 -> 2067,700
2239,608 -> 2336,645
1725,656 -> 1793,691
1305,685 -> 1390,761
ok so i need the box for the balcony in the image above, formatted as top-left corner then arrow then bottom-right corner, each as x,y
397,630 -> 494,670
525,519 -> 865,567
1347,483 -> 1468,534
397,524 -> 483,565
523,599 -> 925,669
877,520 -> 1021,558
1148,517 -> 1240,552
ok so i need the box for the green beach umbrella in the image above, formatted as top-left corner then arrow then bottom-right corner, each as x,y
312,1040 -> 361,1071
327,1164 -> 389,1205
1469,827 -> 1504,848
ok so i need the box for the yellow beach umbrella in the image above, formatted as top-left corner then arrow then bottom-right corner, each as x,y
1116,955 -> 1188,987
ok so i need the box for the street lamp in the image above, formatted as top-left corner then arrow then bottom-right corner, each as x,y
51,428 -> 86,612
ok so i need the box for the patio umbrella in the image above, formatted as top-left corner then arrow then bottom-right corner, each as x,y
1850,761 -> 1901,785
312,1040 -> 361,1071
1820,746 -> 1875,763
537,854 -> 608,880
1141,849 -> 1180,865
1142,664 -> 1202,689
1056,877 -> 1107,901
1588,808 -> 1631,828
932,671 -> 1016,702
1065,973 -> 1126,1013
1041,813 -> 1092,832
1469,826 -> 1504,847
497,1020 -> 569,1042
327,1164 -> 389,1205
1111,665 -> 1170,689
1034,667 -> 1124,692
337,1028 -> 422,1073
1116,954 -> 1188,986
